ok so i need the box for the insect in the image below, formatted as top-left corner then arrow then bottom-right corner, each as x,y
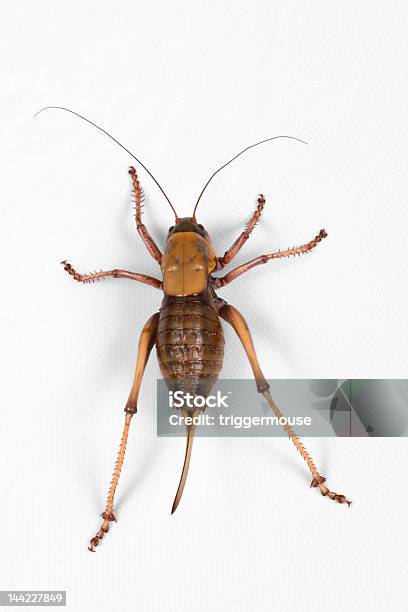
36,107 -> 351,552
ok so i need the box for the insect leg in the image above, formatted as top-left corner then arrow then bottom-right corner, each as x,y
214,229 -> 327,287
61,261 -> 162,288
218,303 -> 351,506
217,195 -> 265,269
129,166 -> 163,265
88,312 -> 160,551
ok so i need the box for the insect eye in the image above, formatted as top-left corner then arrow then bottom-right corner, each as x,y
197,224 -> 204,230
168,226 -> 174,232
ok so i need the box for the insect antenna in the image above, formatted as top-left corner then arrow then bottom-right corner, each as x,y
192,135 -> 308,219
34,106 -> 180,220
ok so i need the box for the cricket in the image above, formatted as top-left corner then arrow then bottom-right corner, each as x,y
36,107 -> 351,552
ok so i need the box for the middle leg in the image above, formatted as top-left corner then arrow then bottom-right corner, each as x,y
61,260 -> 162,288
214,229 -> 327,287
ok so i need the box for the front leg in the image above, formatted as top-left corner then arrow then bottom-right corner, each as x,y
128,166 -> 163,265
214,229 -> 327,287
61,261 -> 162,289
217,194 -> 266,269
218,302 -> 351,506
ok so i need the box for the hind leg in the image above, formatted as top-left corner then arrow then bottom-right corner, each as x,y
218,303 -> 351,506
88,312 -> 159,551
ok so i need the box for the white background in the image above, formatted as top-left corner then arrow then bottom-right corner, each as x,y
1,1 -> 408,610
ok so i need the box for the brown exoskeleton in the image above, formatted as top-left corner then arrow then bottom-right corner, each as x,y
36,107 -> 351,552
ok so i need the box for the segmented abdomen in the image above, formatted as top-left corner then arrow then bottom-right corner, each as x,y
156,297 -> 225,397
